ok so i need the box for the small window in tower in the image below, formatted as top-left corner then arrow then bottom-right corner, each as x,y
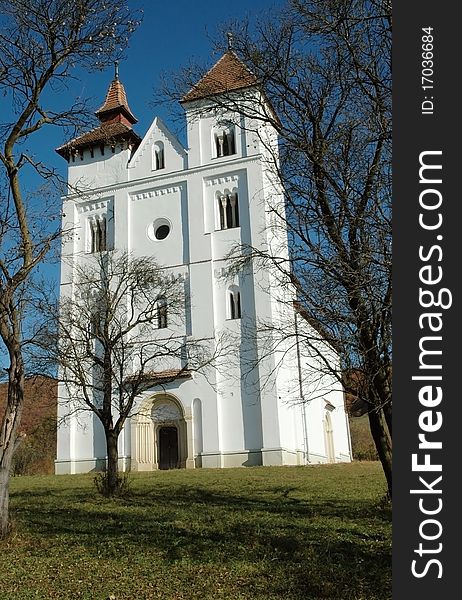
218,191 -> 239,230
157,296 -> 168,329
214,126 -> 236,158
228,286 -> 242,320
154,142 -> 165,170
89,215 -> 107,253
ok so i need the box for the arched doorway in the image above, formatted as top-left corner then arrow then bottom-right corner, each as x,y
151,396 -> 187,470
132,394 -> 188,471
324,411 -> 335,463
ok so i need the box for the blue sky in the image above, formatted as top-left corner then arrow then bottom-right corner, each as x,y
1,0 -> 281,367
119,0 -> 279,138
12,0 -> 281,201
31,0 -> 280,270
53,0 -> 279,153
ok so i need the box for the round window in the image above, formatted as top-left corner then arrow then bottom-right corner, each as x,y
147,218 -> 172,242
155,224 -> 170,240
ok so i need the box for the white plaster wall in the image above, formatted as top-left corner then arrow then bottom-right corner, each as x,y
56,86 -> 351,472
184,102 -> 248,168
128,117 -> 187,180
68,145 -> 132,190
305,395 -> 328,461
129,185 -> 185,267
188,262 -> 213,338
56,382 -> 73,464
298,338 -> 351,462
188,175 -> 210,262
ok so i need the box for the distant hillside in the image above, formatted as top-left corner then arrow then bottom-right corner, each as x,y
342,372 -> 380,461
348,415 -> 378,461
0,376 -> 57,475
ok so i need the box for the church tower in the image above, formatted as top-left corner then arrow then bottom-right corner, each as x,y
55,52 -> 352,474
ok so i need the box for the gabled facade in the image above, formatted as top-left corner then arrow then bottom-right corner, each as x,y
55,52 -> 351,474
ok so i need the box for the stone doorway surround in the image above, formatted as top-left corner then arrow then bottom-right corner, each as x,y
131,393 -> 194,471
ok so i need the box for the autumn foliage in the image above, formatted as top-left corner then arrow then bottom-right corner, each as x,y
0,376 -> 56,475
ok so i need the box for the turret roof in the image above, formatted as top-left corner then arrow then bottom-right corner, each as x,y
56,73 -> 139,159
181,50 -> 258,103
95,77 -> 137,124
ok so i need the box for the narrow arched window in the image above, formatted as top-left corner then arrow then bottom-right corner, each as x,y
154,142 -> 165,170
218,191 -> 239,230
214,126 -> 236,158
228,286 -> 241,320
324,411 -> 335,463
218,194 -> 226,229
89,215 -> 107,253
157,296 -> 168,329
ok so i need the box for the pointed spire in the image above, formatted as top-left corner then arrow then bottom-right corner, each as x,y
95,70 -> 137,127
226,32 -> 234,51
56,65 -> 141,160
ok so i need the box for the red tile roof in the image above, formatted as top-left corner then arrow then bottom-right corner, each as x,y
56,75 -> 140,159
181,51 -> 258,103
96,78 -> 137,124
125,369 -> 192,386
56,122 -> 141,158
145,369 -> 192,383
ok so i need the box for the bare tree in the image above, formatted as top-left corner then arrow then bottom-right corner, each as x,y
161,0 -> 392,494
0,0 -> 140,536
37,251 -> 215,496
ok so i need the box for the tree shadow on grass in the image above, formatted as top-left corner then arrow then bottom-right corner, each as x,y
11,483 -> 391,599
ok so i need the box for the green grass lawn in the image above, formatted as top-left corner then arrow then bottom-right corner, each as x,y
2,462 -> 391,600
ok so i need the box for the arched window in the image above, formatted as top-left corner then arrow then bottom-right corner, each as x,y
157,296 -> 168,329
154,141 -> 165,170
218,190 -> 239,230
228,286 -> 241,320
214,126 -> 236,158
89,215 -> 107,253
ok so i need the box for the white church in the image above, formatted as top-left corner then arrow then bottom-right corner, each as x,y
55,50 -> 352,474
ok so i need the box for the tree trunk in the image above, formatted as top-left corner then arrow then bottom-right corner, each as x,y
105,429 -> 119,497
374,368 -> 392,438
368,406 -> 392,498
0,460 -> 11,538
382,400 -> 392,438
0,353 -> 25,537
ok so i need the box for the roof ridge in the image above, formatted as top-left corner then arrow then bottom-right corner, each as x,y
181,50 -> 258,103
